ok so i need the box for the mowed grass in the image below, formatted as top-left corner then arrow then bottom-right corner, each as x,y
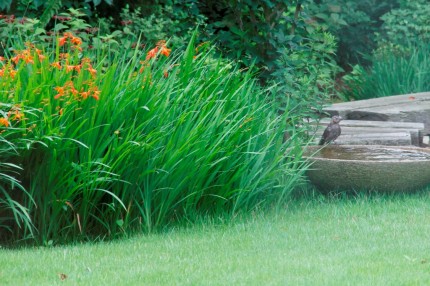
2,191 -> 430,285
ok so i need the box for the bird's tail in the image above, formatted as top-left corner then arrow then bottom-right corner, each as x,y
318,139 -> 325,145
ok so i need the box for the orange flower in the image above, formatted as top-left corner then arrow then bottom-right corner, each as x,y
9,69 -> 17,79
71,36 -> 82,46
80,90 -> 90,99
59,53 -> 70,60
87,66 -> 97,77
59,36 -> 68,46
37,54 -> 46,61
65,65 -> 75,73
69,86 -> 78,96
11,55 -> 20,64
146,47 -> 158,60
91,93 -> 100,100
15,112 -> 24,121
58,32 -> 79,47
160,45 -> 171,57
51,62 -> 61,69
0,118 -> 9,127
54,86 -> 66,99
23,55 -> 34,64
0,56 -> 5,61
89,86 -> 101,100
8,109 -> 24,121
139,60 -> 149,73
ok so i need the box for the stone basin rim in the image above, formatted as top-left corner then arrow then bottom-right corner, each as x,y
302,145 -> 430,163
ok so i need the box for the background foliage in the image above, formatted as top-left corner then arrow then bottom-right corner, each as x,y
310,0 -> 399,69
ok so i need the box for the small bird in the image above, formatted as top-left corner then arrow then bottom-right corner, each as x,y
319,115 -> 342,145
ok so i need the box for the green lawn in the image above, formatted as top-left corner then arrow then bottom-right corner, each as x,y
2,191 -> 430,285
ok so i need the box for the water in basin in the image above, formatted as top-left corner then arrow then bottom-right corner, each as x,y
307,146 -> 430,161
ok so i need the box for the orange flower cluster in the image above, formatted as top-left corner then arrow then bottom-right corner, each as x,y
139,40 -> 171,75
0,64 -> 17,79
54,81 -> 100,101
7,104 -> 25,122
0,44 -> 47,84
0,34 -> 101,132
50,37 -> 100,102
0,105 -> 25,129
145,40 -> 171,60
58,32 -> 83,51
10,45 -> 45,65
0,117 -> 9,127
51,57 -> 97,78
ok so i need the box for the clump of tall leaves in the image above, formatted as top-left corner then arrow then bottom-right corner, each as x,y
341,44 -> 430,100
0,32 -> 306,245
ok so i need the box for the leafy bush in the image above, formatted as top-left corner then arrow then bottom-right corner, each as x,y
0,32 -> 307,244
274,28 -> 340,118
377,0 -> 430,47
310,0 -> 399,68
0,0 -> 112,13
198,1 -> 316,81
117,3 -> 205,49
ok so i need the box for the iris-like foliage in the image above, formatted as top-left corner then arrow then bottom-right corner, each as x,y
0,32 -> 306,244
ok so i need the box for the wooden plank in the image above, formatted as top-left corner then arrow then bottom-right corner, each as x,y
313,127 -> 421,146
322,92 -> 430,134
310,119 -> 424,146
325,101 -> 430,119
323,91 -> 430,112
314,132 -> 412,146
314,119 -> 424,130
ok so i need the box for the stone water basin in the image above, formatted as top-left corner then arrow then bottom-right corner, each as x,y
303,145 -> 430,192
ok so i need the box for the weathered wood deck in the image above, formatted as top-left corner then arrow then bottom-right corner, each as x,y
312,119 -> 424,146
324,92 -> 430,133
316,92 -> 430,146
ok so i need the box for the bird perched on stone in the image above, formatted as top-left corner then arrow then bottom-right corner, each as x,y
319,115 -> 342,145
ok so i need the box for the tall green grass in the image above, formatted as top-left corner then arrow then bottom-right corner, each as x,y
0,33 -> 307,244
342,44 -> 430,99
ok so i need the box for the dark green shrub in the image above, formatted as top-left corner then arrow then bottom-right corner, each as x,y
377,0 -> 430,47
310,0 -> 399,68
198,1 -> 309,80
274,27 -> 340,118
117,3 -> 205,48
